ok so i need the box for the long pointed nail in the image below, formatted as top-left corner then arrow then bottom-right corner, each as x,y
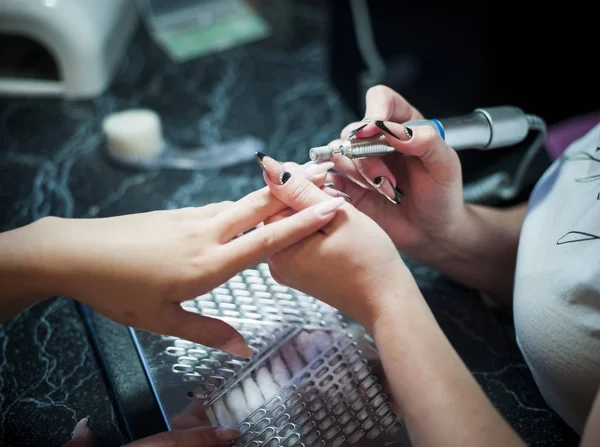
222,338 -> 253,358
304,161 -> 334,177
71,418 -> 90,439
373,177 -> 403,204
348,123 -> 368,138
374,121 -> 411,141
255,151 -> 266,169
314,197 -> 345,216
323,183 -> 352,203
255,152 -> 291,185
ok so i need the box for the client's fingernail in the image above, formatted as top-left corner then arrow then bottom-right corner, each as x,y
373,176 -> 403,204
404,126 -> 413,139
323,183 -> 352,203
280,171 -> 291,184
255,151 -> 266,169
71,418 -> 90,439
222,338 -> 253,359
255,152 -> 291,185
304,161 -> 334,177
348,123 -> 368,138
215,428 -> 241,441
314,197 -> 345,216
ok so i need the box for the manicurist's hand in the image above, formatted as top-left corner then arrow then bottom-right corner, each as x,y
327,85 -> 466,264
327,85 -> 527,302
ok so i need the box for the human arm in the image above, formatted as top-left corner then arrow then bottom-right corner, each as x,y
0,162 -> 339,356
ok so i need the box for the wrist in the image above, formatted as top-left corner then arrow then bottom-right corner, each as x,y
369,281 -> 432,342
362,270 -> 424,335
0,217 -> 63,308
405,203 -> 475,268
25,217 -> 70,297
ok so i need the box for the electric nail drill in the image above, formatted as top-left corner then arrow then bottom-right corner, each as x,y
309,106 -> 546,161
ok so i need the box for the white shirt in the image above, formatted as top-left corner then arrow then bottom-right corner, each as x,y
514,123 -> 600,434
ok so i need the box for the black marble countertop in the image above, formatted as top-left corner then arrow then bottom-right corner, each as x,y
0,1 -> 580,446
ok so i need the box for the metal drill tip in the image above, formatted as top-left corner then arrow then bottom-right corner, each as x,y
309,145 -> 334,162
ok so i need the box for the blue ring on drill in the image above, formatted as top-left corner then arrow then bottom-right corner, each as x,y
431,119 -> 445,140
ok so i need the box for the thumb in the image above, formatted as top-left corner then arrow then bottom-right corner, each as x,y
161,306 -> 253,359
62,418 -> 94,447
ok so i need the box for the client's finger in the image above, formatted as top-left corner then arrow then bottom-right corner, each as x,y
160,306 -> 252,358
264,208 -> 295,225
214,160 -> 334,241
259,154 -> 337,211
218,197 -> 345,275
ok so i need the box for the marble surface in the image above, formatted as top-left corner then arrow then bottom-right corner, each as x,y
0,1 -> 580,446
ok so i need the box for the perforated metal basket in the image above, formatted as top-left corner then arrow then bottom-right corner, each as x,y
132,263 -> 411,446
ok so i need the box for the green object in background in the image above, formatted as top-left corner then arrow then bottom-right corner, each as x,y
152,3 -> 271,62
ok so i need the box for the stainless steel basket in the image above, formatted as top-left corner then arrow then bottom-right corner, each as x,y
132,263 -> 411,446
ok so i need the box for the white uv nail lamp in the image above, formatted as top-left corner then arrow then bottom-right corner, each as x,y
0,0 -> 138,99
132,263 -> 413,447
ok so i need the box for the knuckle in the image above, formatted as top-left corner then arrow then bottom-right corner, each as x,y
257,228 -> 278,248
289,180 -> 313,207
198,328 -> 217,347
244,190 -> 270,210
417,125 -> 441,144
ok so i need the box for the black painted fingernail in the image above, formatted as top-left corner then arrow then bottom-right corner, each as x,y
374,176 -> 403,204
323,183 -> 352,203
348,123 -> 368,138
405,127 -> 413,139
255,152 -> 266,170
374,120 -> 400,139
257,152 -> 289,184
280,171 -> 292,184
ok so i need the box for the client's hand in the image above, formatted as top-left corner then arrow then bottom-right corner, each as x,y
326,85 -> 467,265
63,417 -> 239,447
23,163 -> 340,357
256,154 -> 420,333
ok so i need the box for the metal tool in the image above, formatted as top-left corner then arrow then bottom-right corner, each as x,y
309,106 -> 547,203
309,106 -> 544,161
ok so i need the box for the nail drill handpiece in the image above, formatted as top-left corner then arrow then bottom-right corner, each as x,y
309,106 -> 532,161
